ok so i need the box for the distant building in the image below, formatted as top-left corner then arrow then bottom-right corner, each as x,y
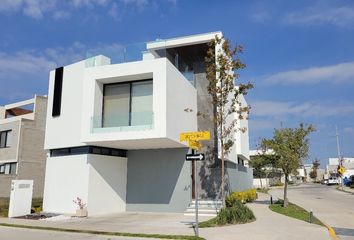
0,95 -> 47,198
326,157 -> 354,178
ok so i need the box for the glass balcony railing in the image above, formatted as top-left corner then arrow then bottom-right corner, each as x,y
91,111 -> 154,133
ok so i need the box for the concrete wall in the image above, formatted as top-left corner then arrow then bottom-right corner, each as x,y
44,60 -> 87,150
253,178 -> 270,188
43,155 -> 90,214
126,148 -> 191,212
0,120 -> 20,163
87,155 -> 127,215
17,96 -> 48,198
226,161 -> 253,192
0,175 -> 15,197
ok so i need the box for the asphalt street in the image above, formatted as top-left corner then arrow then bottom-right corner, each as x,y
0,226 -> 158,240
270,184 -> 354,240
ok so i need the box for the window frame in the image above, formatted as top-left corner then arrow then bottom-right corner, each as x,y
102,79 -> 153,128
0,130 -> 12,148
0,162 -> 17,175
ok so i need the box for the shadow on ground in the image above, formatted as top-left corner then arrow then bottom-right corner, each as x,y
333,227 -> 354,237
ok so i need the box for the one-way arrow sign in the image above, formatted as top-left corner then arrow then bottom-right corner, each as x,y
186,153 -> 205,161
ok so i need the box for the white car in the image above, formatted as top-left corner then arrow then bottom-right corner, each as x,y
327,177 -> 339,185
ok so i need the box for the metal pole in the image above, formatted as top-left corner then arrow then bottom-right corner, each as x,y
192,149 -> 199,237
336,126 -> 344,190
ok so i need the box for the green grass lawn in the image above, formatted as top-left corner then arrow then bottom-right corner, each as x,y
269,201 -> 324,226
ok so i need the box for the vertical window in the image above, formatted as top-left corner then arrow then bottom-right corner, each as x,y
103,83 -> 130,127
102,79 -> 153,128
9,163 -> 17,175
4,164 -> 10,174
131,81 -> 153,126
52,67 -> 64,117
5,131 -> 12,147
0,165 -> 4,174
0,130 -> 11,148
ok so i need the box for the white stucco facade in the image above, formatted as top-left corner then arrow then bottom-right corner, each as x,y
43,154 -> 127,215
42,31 -> 252,215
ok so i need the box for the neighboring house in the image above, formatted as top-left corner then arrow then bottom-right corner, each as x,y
0,95 -> 47,198
250,149 -> 308,187
326,157 -> 354,179
42,32 -> 253,216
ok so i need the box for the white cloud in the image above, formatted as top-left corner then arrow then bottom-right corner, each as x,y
0,0 -> 58,19
251,100 -> 354,118
0,42 -> 127,101
108,2 -> 120,20
53,10 -> 71,20
263,61 -> 354,85
250,10 -> 271,23
0,0 -> 176,20
344,127 -> 354,134
284,5 -> 354,27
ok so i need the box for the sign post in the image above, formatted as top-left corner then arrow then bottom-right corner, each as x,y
180,131 -> 210,237
193,149 -> 199,237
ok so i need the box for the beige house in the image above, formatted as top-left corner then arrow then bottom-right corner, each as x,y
0,95 -> 47,198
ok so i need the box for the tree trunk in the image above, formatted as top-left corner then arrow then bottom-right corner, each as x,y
259,176 -> 263,189
283,173 -> 289,208
221,140 -> 225,206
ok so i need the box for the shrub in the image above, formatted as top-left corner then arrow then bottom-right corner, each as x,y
199,199 -> 255,227
226,189 -> 257,206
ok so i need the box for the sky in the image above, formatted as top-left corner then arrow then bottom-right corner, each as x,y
0,0 -> 353,168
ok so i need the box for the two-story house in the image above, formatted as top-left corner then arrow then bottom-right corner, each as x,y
0,95 -> 47,198
42,32 -> 253,216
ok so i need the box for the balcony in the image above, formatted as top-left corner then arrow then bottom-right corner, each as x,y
91,111 -> 154,133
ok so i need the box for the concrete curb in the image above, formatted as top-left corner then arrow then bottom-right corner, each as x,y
323,223 -> 339,240
0,222 -> 203,240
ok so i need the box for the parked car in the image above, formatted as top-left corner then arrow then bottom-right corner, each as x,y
327,177 -> 339,185
322,179 -> 328,185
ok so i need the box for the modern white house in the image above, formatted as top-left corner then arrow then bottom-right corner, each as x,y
0,95 -> 48,198
42,32 -> 253,216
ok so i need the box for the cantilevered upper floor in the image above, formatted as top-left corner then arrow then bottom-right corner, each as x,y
44,32 -> 225,151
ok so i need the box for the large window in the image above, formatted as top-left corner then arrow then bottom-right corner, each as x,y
0,130 -> 12,148
103,79 -> 153,128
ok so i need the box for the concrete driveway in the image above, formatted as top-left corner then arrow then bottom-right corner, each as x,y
270,183 -> 354,240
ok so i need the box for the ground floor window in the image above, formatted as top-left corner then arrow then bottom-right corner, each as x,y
0,162 -> 17,175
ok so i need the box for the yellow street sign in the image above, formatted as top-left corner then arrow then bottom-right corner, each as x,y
189,140 -> 202,150
338,166 -> 346,175
180,131 -> 211,142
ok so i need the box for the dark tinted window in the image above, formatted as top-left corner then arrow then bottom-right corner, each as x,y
52,67 -> 64,117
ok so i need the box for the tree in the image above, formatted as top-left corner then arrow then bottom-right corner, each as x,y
204,36 -> 253,204
309,159 -> 320,182
262,123 -> 315,207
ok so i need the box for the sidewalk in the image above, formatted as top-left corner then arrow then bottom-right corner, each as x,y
0,193 -> 329,240
199,193 -> 329,240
